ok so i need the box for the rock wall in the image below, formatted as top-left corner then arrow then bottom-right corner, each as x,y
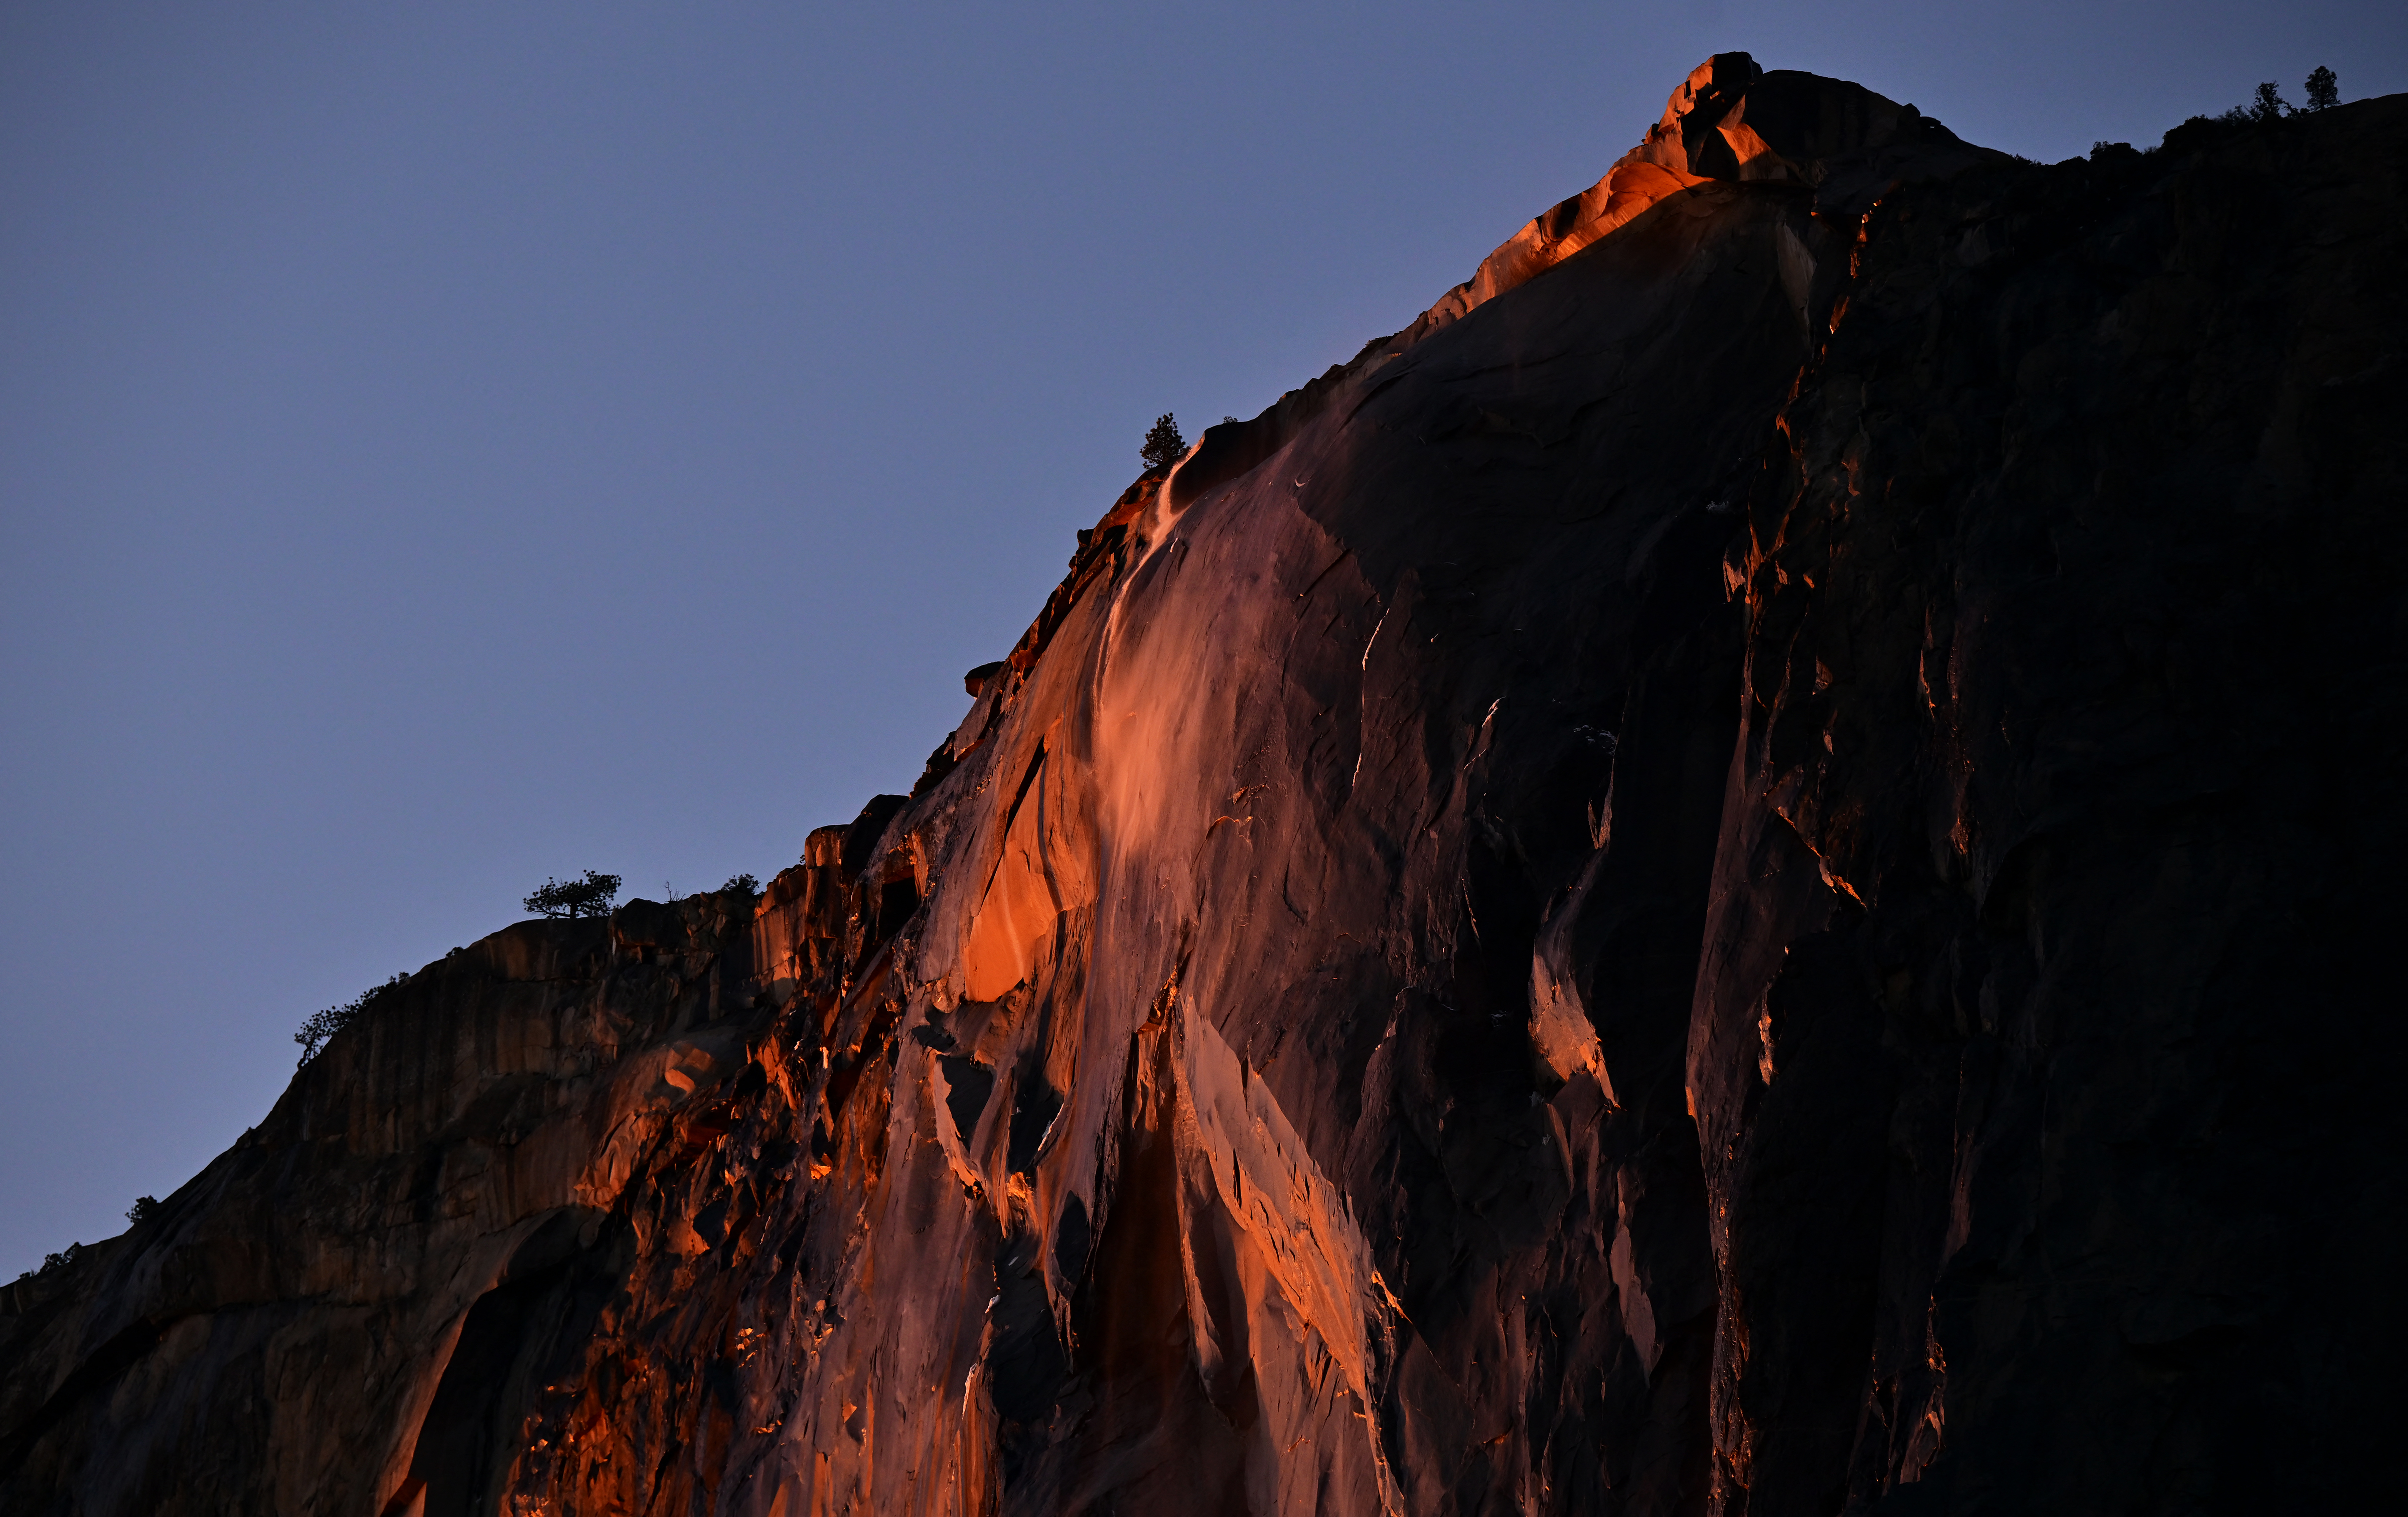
4,59 -> 2401,1517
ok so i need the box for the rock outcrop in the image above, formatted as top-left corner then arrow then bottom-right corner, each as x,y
6,57 -> 2402,1516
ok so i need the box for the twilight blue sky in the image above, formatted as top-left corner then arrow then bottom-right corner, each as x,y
5,2 -> 2400,1277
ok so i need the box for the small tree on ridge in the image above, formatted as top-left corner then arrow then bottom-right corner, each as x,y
2305,66 -> 2338,112
524,870 -> 622,919
1140,413 -> 1186,473
294,971 -> 410,1065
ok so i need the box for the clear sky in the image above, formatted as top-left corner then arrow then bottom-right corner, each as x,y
4,2 -> 2399,1278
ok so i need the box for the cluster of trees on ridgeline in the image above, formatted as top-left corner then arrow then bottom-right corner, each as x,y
2084,68 -> 2343,183
2223,65 -> 2340,124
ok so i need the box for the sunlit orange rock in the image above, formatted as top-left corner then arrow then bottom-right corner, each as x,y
5,58 -> 2403,1517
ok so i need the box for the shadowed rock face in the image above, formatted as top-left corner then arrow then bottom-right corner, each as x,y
5,57 -> 2403,1517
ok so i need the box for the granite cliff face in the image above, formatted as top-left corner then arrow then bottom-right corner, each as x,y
6,55 -> 2403,1516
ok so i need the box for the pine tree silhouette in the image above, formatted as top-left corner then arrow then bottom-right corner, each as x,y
2305,66 -> 2338,112
1141,414 -> 1186,473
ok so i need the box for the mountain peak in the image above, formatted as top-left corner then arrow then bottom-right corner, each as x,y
1406,53 -> 2003,342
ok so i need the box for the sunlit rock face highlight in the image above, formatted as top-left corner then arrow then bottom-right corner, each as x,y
5,58 -> 2402,1517
1401,52 -> 2002,345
